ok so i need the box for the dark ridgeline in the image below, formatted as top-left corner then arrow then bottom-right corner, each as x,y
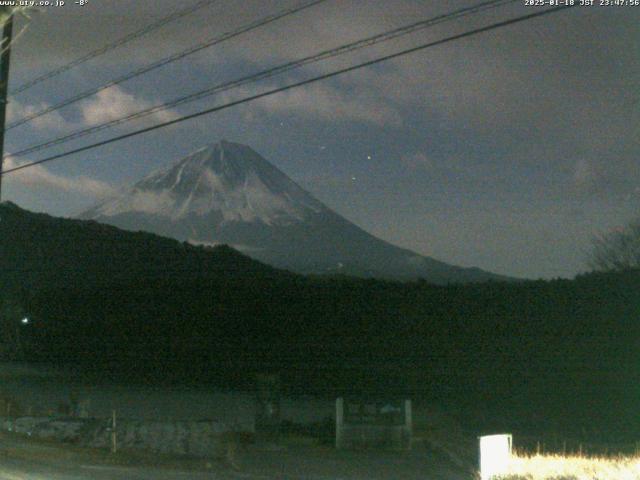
1,201 -> 638,442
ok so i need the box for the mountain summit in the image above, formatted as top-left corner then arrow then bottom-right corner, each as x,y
83,140 -> 325,226
81,141 -> 508,283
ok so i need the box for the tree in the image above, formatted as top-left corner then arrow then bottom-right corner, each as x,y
589,220 -> 640,271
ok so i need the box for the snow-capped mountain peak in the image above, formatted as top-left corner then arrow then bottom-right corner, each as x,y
87,140 -> 325,226
81,140 -> 509,283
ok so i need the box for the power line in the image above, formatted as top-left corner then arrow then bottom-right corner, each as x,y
6,0 -> 329,131
7,0 -> 516,159
1,5 -> 575,177
9,0 -> 217,96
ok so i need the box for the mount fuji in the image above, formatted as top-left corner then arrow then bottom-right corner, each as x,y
80,140 -> 507,283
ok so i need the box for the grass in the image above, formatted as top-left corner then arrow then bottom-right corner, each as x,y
494,451 -> 640,480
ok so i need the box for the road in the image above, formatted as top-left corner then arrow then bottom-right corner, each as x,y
0,433 -> 469,479
0,432 -> 248,480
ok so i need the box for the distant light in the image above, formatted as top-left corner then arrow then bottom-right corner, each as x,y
21,317 -> 29,325
367,155 -> 372,160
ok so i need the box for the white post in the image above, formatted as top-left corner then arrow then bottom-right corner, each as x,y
404,399 -> 412,450
111,409 -> 117,454
479,434 -> 512,480
335,398 -> 344,449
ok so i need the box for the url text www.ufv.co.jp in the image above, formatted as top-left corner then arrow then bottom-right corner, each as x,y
525,0 -> 639,6
0,0 -> 89,7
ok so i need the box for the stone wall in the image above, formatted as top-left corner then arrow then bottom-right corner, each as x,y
0,416 -> 249,457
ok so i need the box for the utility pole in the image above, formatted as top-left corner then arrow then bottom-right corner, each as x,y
0,8 -> 14,202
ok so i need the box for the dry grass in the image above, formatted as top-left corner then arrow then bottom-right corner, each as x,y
496,452 -> 640,480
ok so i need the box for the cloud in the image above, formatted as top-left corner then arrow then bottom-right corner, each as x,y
14,2 -> 638,141
7,86 -> 180,135
127,190 -> 176,216
246,82 -> 404,127
7,99 -> 74,132
3,155 -> 116,198
567,157 -> 638,201
80,85 -> 179,127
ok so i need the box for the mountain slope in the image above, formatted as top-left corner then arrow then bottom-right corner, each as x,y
0,201 -> 279,292
80,140 -> 509,283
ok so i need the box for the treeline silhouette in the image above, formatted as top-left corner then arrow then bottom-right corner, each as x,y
1,202 -> 638,441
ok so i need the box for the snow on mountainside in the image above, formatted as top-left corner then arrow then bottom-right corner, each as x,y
84,141 -> 325,226
81,140 -> 510,283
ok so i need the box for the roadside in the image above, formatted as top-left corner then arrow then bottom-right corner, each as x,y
0,431 -> 235,479
0,431 -> 472,480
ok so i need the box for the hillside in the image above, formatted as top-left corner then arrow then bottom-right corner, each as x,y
1,202 -> 639,442
0,200 -> 281,290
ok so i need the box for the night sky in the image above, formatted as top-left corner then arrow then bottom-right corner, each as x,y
2,0 -> 638,279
